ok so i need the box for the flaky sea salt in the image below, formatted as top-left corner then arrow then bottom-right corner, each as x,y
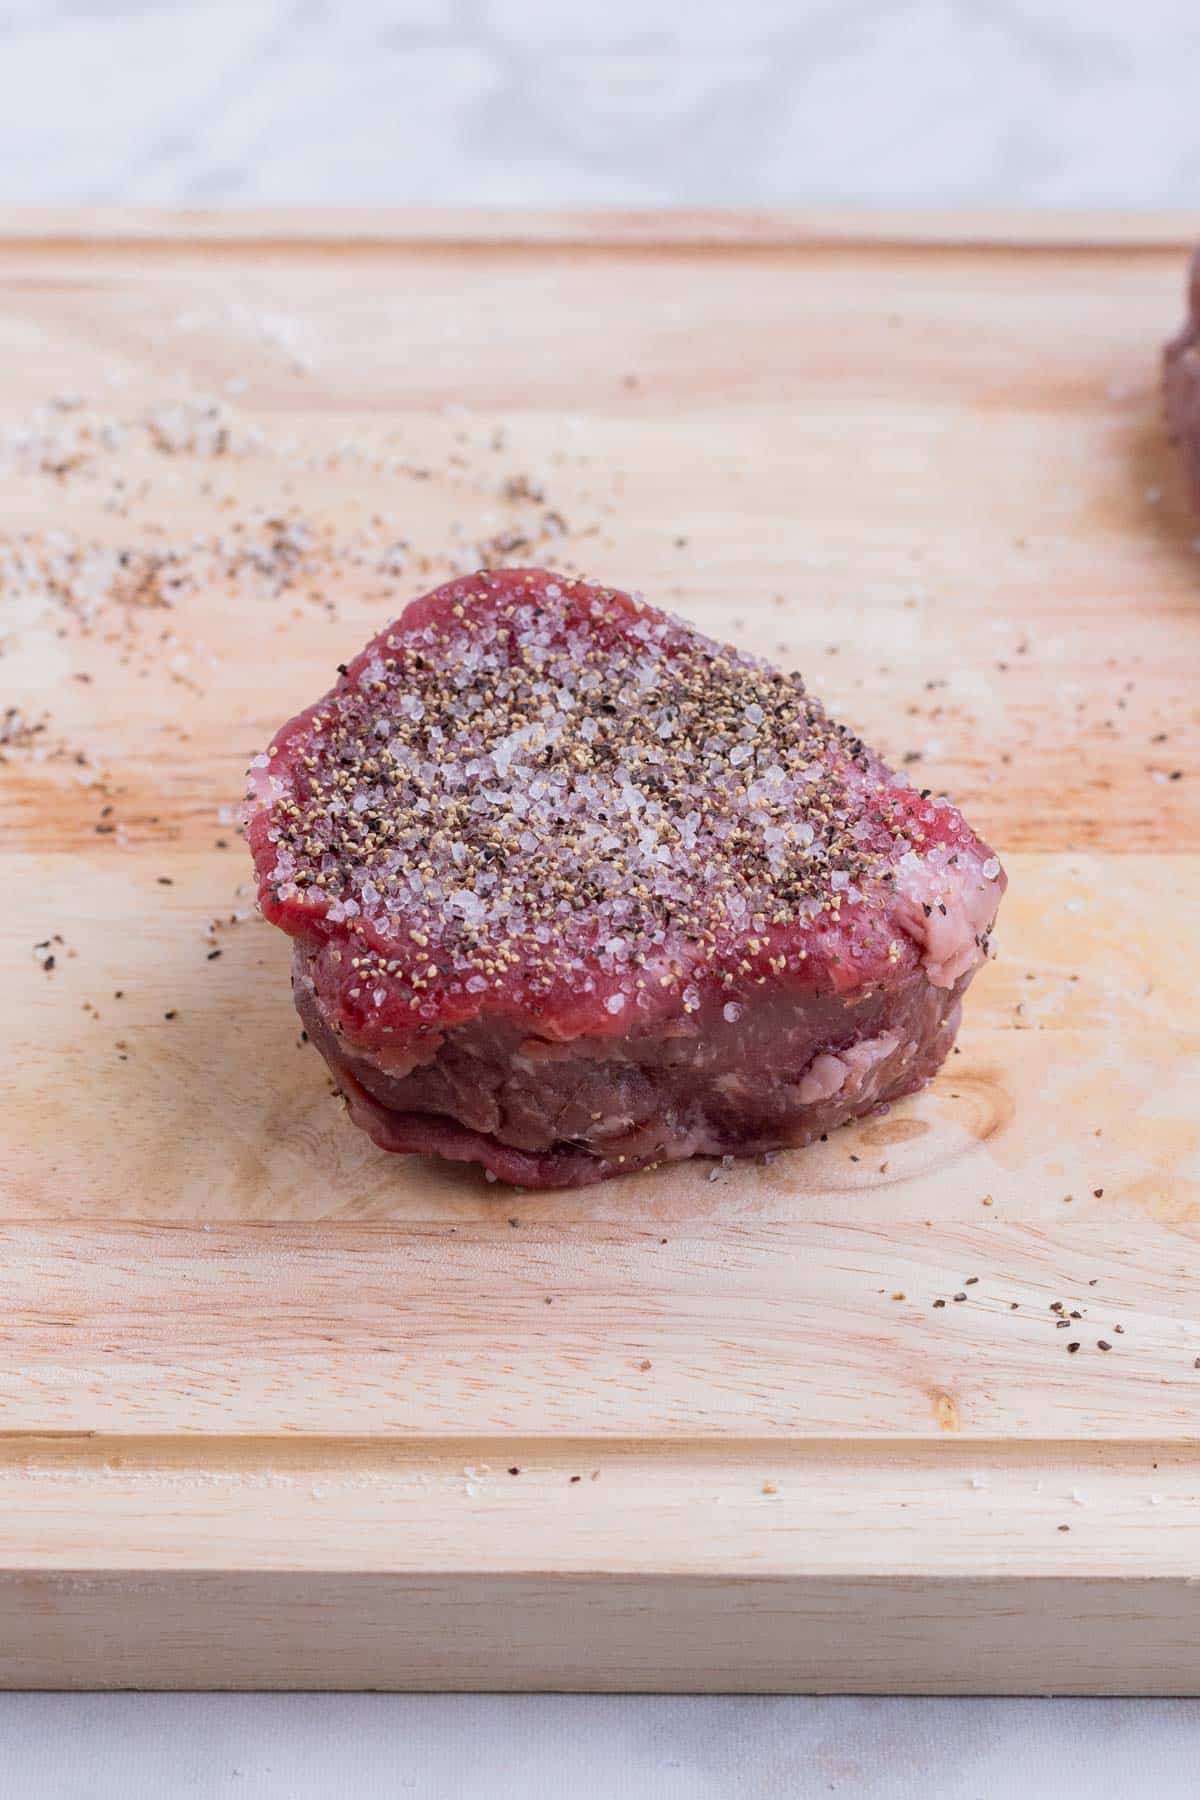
248,570 -> 998,1036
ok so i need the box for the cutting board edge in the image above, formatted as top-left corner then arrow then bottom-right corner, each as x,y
3,1567 -> 1200,1694
0,204 -> 1196,250
2,1431 -> 1196,1579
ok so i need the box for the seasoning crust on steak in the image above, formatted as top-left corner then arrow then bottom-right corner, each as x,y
246,568 -> 1005,1188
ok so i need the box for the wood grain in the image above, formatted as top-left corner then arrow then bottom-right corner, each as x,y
1,1220 -> 1200,1438
1,211 -> 1199,1689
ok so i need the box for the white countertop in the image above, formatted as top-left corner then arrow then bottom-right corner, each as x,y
6,1693 -> 1200,1797
4,0 -> 1200,209
5,0 -> 1200,1791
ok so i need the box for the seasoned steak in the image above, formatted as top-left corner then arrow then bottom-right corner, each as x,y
1165,246 -> 1200,505
246,569 -> 1005,1188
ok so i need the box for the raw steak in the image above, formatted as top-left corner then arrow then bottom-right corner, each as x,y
246,569 -> 1005,1189
1165,247 -> 1200,504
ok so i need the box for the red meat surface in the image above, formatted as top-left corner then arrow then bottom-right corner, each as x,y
1165,247 -> 1200,505
246,569 -> 1005,1189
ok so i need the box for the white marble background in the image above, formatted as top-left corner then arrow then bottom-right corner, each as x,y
1,0 -> 1199,207
8,1693 -> 1200,1797
4,1 -> 1200,1794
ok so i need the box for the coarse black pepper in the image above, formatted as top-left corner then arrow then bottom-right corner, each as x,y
245,570 -> 1000,1015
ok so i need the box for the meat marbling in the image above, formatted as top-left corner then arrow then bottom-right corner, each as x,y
246,569 -> 1005,1189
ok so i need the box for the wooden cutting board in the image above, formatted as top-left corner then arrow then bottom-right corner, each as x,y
3,210 -> 1199,1692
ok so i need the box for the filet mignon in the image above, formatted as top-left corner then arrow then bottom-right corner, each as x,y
1165,247 -> 1200,505
247,569 -> 1005,1188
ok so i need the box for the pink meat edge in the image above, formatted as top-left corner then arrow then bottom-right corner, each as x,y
336,1065 -> 631,1190
334,1046 -> 942,1195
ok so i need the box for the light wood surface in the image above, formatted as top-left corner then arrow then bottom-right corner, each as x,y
1,210 -> 1199,1691
3,205 -> 1199,246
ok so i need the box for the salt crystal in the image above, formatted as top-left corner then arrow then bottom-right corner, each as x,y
605,994 -> 625,1014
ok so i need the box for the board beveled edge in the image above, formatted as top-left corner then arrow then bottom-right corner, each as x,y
1,1435 -> 1197,1578
0,206 -> 1195,252
4,1433 -> 1200,1692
